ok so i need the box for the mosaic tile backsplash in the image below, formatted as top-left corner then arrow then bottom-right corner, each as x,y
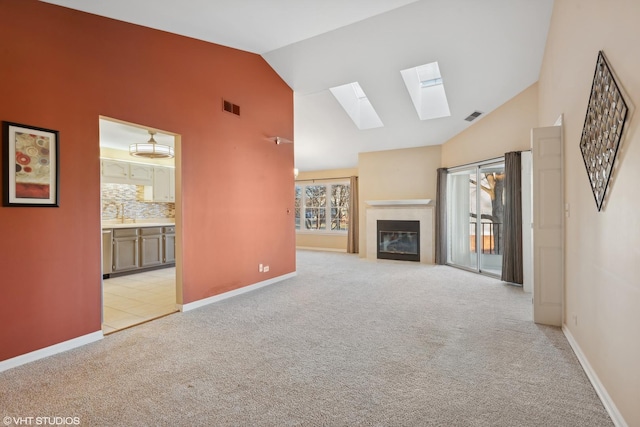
101,183 -> 175,221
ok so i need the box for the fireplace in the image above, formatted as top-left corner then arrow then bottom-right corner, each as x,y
366,199 -> 434,264
377,220 -> 420,262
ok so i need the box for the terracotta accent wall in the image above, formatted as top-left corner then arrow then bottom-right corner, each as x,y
538,0 -> 640,424
0,1 -> 294,362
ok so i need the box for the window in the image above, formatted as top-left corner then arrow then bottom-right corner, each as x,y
329,82 -> 384,130
295,182 -> 350,233
400,61 -> 451,121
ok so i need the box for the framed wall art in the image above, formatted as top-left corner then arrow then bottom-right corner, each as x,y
579,51 -> 628,211
3,121 -> 59,207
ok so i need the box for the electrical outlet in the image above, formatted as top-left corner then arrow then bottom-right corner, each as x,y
259,264 -> 263,272
263,265 -> 270,272
571,313 -> 578,326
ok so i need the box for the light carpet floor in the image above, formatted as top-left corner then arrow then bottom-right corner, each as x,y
0,250 -> 612,426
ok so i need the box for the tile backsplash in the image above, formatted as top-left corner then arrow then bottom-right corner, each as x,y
101,183 -> 175,221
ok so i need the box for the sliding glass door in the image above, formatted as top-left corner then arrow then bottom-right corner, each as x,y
447,160 -> 505,276
447,169 -> 477,270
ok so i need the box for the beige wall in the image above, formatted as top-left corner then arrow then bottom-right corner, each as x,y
358,145 -> 441,258
295,168 -> 357,251
538,1 -> 640,425
441,83 -> 539,167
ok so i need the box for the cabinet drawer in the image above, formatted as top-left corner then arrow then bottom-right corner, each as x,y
140,227 -> 163,235
113,228 -> 138,238
163,226 -> 175,234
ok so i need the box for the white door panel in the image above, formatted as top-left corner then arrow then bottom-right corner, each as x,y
532,126 -> 563,326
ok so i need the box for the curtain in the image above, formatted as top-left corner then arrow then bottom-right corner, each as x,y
347,176 -> 359,254
435,168 -> 448,265
501,151 -> 523,284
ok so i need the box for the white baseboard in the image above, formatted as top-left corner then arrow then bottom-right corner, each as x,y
296,246 -> 346,253
0,331 -> 103,373
563,325 -> 627,427
179,272 -> 297,312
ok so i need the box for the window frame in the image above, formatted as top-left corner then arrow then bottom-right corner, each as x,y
295,180 -> 350,235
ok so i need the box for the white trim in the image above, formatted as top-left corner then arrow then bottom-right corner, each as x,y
0,331 -> 103,373
563,325 -> 627,427
295,230 -> 348,236
296,246 -> 346,253
366,199 -> 432,206
179,272 -> 297,312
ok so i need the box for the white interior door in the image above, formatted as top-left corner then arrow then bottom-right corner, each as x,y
531,126 -> 563,326
521,151 -> 533,294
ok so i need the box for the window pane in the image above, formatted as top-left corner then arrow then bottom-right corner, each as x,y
331,184 -> 350,231
304,185 -> 326,230
294,185 -> 302,230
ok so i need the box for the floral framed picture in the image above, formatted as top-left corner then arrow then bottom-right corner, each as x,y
3,121 -> 59,207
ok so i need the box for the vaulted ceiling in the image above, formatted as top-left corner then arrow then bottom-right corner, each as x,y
42,0 -> 555,171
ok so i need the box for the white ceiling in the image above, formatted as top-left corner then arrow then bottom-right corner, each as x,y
42,0 -> 554,171
99,119 -> 175,152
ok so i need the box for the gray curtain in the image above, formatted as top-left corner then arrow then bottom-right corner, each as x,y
501,151 -> 523,284
347,176 -> 359,254
435,168 -> 448,265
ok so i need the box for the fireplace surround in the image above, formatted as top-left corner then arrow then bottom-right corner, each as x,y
366,199 -> 434,264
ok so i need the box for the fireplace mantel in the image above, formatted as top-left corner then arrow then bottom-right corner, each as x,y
366,199 -> 432,207
365,200 -> 434,264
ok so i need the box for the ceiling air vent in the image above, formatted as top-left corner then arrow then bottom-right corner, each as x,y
223,99 -> 240,116
464,111 -> 483,122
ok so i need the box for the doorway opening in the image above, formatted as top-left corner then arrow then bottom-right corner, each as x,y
99,117 -> 181,334
446,159 -> 505,277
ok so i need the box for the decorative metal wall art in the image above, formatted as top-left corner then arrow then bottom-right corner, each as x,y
579,51 -> 628,211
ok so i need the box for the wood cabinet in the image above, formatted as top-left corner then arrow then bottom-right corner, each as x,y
163,226 -> 175,263
139,167 -> 176,203
102,229 -> 113,275
101,159 -> 129,184
112,228 -> 139,272
169,169 -> 175,202
153,167 -> 175,202
101,159 -> 154,185
106,225 -> 175,276
140,227 -> 163,267
129,163 -> 154,185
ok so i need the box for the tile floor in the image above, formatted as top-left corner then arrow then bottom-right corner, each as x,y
102,267 -> 177,334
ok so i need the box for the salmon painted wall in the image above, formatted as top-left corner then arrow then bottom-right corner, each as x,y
0,1 -> 295,362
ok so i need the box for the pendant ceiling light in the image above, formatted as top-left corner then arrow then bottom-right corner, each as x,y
129,130 -> 174,159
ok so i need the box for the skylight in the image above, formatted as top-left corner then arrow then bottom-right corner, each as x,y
329,82 -> 384,130
401,61 -> 451,121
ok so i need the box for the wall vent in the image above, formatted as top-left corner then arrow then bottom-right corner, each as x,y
464,111 -> 483,122
223,99 -> 240,116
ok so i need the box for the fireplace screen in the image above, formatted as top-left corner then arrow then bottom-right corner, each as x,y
377,220 -> 420,261
379,231 -> 418,255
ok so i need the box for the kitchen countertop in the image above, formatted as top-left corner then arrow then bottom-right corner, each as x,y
102,221 -> 175,229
